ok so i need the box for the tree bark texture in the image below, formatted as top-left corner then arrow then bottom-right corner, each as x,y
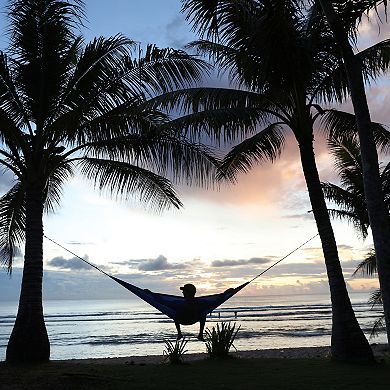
319,0 -> 390,348
298,134 -> 373,361
6,184 -> 50,363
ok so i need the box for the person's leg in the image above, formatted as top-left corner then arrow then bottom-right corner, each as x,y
175,321 -> 183,340
197,317 -> 206,341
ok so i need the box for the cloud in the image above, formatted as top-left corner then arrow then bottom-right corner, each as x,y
66,241 -> 95,246
165,15 -> 189,49
138,255 -> 188,271
180,130 -> 337,212
47,256 -> 93,271
211,257 -> 270,268
337,244 -> 354,250
282,213 -> 315,221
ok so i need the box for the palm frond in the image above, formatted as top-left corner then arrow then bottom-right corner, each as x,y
77,132 -> 220,188
369,314 -> 385,339
368,288 -> 382,306
360,38 -> 390,81
169,106 -> 278,147
327,137 -> 364,184
311,4 -> 390,103
372,123 -> 390,153
182,0 -> 259,41
218,123 -> 285,181
331,0 -> 388,38
0,182 -> 26,272
313,56 -> 350,104
148,87 -> 277,115
322,139 -> 369,239
321,179 -> 370,239
8,0 -> 84,55
187,39 -> 269,90
308,0 -> 388,41
326,207 -> 369,240
9,0 -> 85,126
381,161 -> 390,210
78,158 -> 183,211
51,41 -> 209,147
53,97 -> 157,147
353,249 -> 377,277
0,52 -> 31,132
316,42 -> 389,98
49,34 -> 135,141
43,162 -> 75,213
148,87 -> 286,145
320,109 -> 388,142
48,34 -> 132,130
126,44 -> 209,96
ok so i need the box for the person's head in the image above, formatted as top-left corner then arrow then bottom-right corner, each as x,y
180,283 -> 196,298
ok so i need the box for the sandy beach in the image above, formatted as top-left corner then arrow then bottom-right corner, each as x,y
3,345 -> 389,390
60,344 -> 389,366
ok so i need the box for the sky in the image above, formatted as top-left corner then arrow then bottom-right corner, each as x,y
0,0 -> 387,301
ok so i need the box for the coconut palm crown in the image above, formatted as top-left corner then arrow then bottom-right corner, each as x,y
1,0 -> 217,363
174,0 -> 390,360
322,134 -> 389,338
322,134 -> 390,239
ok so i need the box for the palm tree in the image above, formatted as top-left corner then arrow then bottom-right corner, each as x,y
322,134 -> 390,240
354,252 -> 385,338
321,134 -> 390,338
317,0 -> 390,346
176,0 -> 390,360
1,0 -> 217,363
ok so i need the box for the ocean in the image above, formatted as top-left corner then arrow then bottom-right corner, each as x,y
0,292 -> 385,361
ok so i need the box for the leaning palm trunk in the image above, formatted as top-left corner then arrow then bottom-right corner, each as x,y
6,183 -> 49,362
319,0 -> 390,347
298,134 -> 373,361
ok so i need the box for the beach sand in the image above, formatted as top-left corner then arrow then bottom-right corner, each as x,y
60,344 -> 388,366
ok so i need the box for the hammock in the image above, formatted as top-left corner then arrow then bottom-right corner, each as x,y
110,275 -> 249,324
44,234 -> 318,324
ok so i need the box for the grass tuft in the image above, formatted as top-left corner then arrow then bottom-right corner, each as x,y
163,338 -> 188,365
205,321 -> 240,359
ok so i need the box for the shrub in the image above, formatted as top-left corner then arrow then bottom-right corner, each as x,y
204,322 -> 240,359
163,338 -> 189,365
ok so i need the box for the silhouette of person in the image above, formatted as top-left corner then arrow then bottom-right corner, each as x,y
175,283 -> 206,341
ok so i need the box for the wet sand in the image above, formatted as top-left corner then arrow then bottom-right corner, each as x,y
60,344 -> 388,365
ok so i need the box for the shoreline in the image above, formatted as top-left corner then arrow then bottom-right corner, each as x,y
59,344 -> 389,365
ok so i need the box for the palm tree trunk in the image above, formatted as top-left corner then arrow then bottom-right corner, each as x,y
319,0 -> 390,348
6,184 -> 50,363
298,133 -> 373,361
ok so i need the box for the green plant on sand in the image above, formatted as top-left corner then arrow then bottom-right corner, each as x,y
205,322 -> 240,359
163,338 -> 189,365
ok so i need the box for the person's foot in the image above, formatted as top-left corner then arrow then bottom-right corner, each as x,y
177,333 -> 183,340
197,335 -> 205,342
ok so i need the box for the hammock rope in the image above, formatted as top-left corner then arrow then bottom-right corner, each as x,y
44,233 -> 319,287
247,233 -> 319,283
43,233 -> 319,324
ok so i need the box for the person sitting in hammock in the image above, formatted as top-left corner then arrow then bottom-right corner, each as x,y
174,283 -> 236,341
175,283 -> 206,341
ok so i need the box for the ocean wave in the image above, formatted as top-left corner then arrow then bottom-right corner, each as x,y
1,294 -> 386,360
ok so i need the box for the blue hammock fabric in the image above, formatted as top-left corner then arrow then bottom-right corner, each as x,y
110,276 -> 249,325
